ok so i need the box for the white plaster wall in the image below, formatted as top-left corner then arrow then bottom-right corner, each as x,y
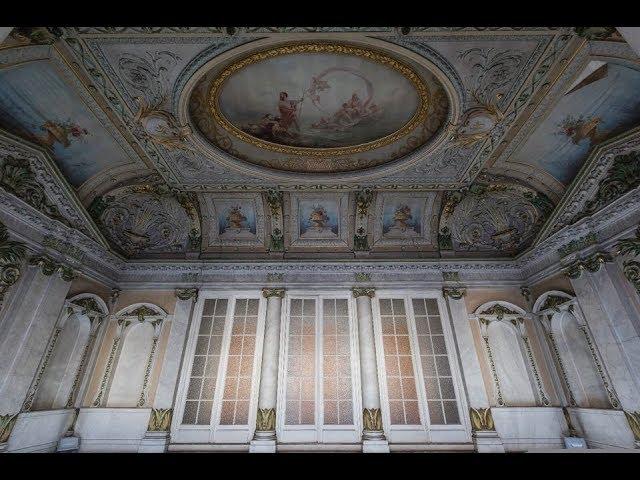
75,408 -> 151,452
107,322 -> 153,407
569,408 -> 636,449
492,407 -> 564,451
7,409 -> 74,452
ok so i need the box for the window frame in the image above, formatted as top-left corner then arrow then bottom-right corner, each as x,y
276,290 -> 363,444
171,290 -> 266,445
372,289 -> 469,444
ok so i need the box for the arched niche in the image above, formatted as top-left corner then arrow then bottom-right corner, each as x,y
31,294 -> 108,410
104,303 -> 167,408
534,291 -> 610,409
474,301 -> 542,407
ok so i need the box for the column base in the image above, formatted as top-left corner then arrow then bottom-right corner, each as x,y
563,436 -> 587,449
473,430 -> 505,453
249,439 -> 277,453
362,439 -> 390,453
57,434 -> 80,453
138,431 -> 169,453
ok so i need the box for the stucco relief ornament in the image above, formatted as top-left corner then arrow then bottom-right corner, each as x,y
439,183 -> 553,255
133,97 -> 194,152
0,221 -> 27,306
449,98 -> 504,148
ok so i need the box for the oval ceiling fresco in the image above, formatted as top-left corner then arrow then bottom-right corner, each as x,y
188,42 -> 451,175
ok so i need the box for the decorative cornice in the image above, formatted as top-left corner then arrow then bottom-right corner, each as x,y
442,286 -> 466,300
262,288 -> 285,299
148,408 -> 172,432
175,287 -> 199,302
469,407 -> 495,432
352,287 -> 376,298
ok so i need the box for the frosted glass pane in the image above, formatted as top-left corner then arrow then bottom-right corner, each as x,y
425,299 -> 439,315
323,299 -> 335,315
290,299 -> 302,315
336,299 -> 348,316
432,336 -> 447,354
234,299 -> 247,315
303,299 -> 315,315
428,401 -> 445,424
214,299 -> 228,315
195,336 -> 209,355
246,299 -> 259,316
182,401 -> 197,424
439,377 -> 455,399
422,356 -> 437,377
404,401 -> 420,424
208,335 -> 223,355
379,299 -> 392,315
443,401 -> 460,424
211,319 -> 225,336
429,317 -> 443,334
415,317 -> 429,334
203,299 -> 216,316
191,356 -> 205,376
199,317 -> 213,335
187,378 -> 202,399
435,356 -> 451,376
197,401 -> 212,425
412,298 -> 426,316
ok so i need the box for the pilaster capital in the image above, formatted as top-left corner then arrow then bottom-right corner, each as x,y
28,254 -> 77,281
563,251 -> 613,279
175,287 -> 198,302
352,287 -> 375,298
469,407 -> 495,432
442,286 -> 466,300
0,412 -> 19,443
262,288 -> 285,299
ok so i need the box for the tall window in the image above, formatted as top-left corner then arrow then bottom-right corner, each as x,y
375,294 -> 466,444
412,298 -> 460,425
175,295 -> 263,444
182,298 -> 227,425
279,294 -> 360,444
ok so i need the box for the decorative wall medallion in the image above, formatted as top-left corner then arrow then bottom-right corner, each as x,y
439,182 -> 553,255
89,183 -> 201,257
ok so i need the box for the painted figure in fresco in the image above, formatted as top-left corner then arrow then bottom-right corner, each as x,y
556,114 -> 603,145
37,120 -> 89,149
277,92 -> 302,132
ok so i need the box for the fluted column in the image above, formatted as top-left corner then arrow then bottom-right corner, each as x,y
250,288 -> 285,452
352,287 -> 388,452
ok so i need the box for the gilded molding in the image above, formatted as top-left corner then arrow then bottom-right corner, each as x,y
546,330 -> 577,406
148,408 -> 173,432
176,287 -> 199,302
262,288 -> 285,299
208,43 -> 431,158
578,325 -> 620,409
442,286 -> 465,300
22,327 -> 62,411
354,272 -> 371,282
28,254 -> 77,281
255,408 -> 276,431
362,408 -> 383,432
478,304 -> 520,320
562,407 -> 579,437
0,413 -> 18,444
137,337 -> 159,407
352,287 -> 376,298
469,407 -> 495,432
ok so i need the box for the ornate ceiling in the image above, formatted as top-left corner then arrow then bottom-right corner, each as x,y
0,26 -> 639,264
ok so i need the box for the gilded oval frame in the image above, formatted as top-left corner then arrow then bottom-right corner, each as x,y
207,42 -> 431,157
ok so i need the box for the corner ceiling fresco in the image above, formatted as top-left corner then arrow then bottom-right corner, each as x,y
0,27 -> 639,262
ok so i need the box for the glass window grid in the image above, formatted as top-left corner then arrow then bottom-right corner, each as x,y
219,298 -> 259,426
285,298 -> 317,425
379,298 -> 422,426
182,298 -> 228,425
322,298 -> 354,426
412,298 -> 460,425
